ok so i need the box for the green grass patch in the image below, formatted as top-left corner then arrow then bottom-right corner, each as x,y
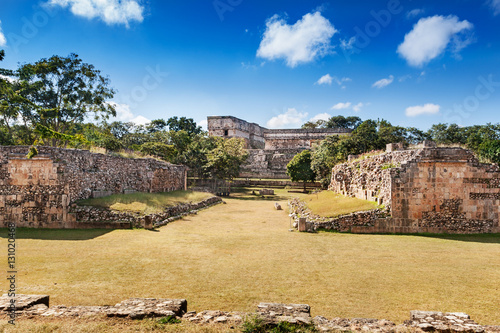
77,190 -> 214,215
303,191 -> 381,217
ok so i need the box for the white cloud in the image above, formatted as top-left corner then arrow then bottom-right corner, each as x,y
489,0 -> 500,15
317,74 -> 351,87
340,37 -> 356,50
405,103 -> 440,117
398,74 -> 412,82
352,103 -> 365,112
0,21 -> 6,46
331,102 -> 351,110
0,75 -> 15,83
257,11 -> 337,67
316,74 -> 333,85
266,108 -> 308,128
131,115 -> 150,125
330,102 -> 366,112
309,113 -> 331,122
397,15 -> 473,67
406,8 -> 425,19
46,0 -> 144,27
108,102 -> 150,125
199,119 -> 208,131
372,75 -> 394,89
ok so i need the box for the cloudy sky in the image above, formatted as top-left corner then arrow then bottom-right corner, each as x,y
1,0 -> 500,130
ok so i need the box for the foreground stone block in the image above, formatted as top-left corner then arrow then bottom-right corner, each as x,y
0,294 -> 49,311
257,303 -> 311,324
260,189 -> 275,196
106,298 -> 187,319
183,310 -> 245,324
408,310 -> 485,332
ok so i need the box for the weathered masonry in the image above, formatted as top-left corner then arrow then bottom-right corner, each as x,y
0,146 -> 187,228
328,143 -> 500,234
208,116 -> 351,178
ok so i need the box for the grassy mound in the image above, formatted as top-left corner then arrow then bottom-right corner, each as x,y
77,190 -> 214,215
303,191 -> 381,217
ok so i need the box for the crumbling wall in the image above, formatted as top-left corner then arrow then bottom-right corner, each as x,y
263,128 -> 351,150
390,147 -> 500,233
0,146 -> 187,228
328,146 -> 500,234
329,150 -> 419,206
207,116 -> 266,149
240,149 -> 303,179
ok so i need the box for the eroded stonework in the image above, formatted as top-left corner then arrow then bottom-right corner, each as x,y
0,146 -> 187,228
328,145 -> 500,234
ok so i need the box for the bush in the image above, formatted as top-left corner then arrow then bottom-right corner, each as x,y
241,316 -> 317,333
157,315 -> 181,325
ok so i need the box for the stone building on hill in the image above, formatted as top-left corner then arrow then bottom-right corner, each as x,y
207,116 -> 352,178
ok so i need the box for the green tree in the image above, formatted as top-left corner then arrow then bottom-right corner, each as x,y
301,119 -> 326,129
177,133 -> 218,178
14,53 -> 116,146
287,150 -> 316,192
324,115 -> 362,129
166,116 -> 202,135
311,135 -> 343,188
140,142 -> 177,161
146,119 -> 167,133
205,137 -> 248,180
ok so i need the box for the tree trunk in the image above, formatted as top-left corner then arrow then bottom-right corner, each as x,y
303,181 -> 307,193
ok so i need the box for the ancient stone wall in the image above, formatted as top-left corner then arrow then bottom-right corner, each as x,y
390,147 -> 500,233
328,146 -> 500,234
3,295 -> 499,332
329,150 -> 420,206
207,116 -> 266,149
263,128 -> 351,150
240,149 -> 303,179
0,146 -> 187,228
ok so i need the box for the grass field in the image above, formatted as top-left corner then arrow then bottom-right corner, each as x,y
1,189 -> 499,327
302,190 -> 381,217
77,190 -> 214,215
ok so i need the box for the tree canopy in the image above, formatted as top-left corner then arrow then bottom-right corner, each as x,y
1,53 -> 116,147
287,150 -> 316,192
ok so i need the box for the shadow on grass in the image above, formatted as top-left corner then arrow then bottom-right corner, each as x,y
317,229 -> 500,244
0,228 -> 114,241
414,232 -> 500,244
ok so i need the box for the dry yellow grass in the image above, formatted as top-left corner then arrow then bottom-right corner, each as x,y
78,190 -> 214,214
0,317 -> 236,332
303,191 -> 381,217
1,190 -> 499,327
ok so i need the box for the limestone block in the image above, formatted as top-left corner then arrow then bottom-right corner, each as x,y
0,294 -> 49,311
107,298 -> 187,319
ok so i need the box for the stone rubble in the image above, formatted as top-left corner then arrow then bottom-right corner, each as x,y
288,197 -> 387,233
0,294 -> 49,311
106,298 -> 187,319
1,295 -> 499,332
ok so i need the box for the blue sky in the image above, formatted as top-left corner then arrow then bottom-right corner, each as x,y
1,0 -> 500,131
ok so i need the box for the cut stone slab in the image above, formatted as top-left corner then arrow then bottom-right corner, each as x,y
257,303 -> 310,317
106,298 -> 187,319
0,294 -> 49,311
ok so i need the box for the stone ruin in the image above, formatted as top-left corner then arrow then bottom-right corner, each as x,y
325,143 -> 500,234
0,146 -> 188,228
1,294 -> 499,332
208,116 -> 351,178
